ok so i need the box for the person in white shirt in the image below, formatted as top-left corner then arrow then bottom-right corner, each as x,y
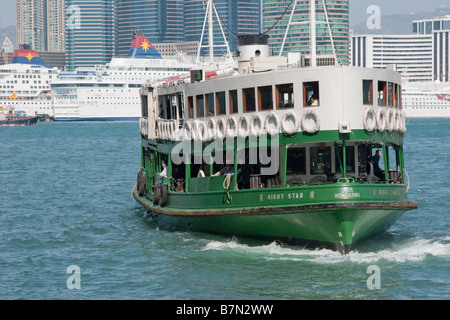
159,160 -> 168,178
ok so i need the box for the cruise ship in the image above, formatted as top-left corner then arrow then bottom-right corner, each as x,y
402,81 -> 450,118
0,49 -> 58,118
51,32 -> 214,121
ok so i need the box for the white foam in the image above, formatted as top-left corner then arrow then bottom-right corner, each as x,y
201,237 -> 450,264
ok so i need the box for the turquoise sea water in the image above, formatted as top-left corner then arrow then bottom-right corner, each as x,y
0,119 -> 448,301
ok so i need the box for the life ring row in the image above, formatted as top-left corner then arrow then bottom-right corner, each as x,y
157,119 -> 180,140
175,111 -> 320,141
363,107 -> 406,133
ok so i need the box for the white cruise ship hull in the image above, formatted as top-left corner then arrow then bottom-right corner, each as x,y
402,82 -> 450,118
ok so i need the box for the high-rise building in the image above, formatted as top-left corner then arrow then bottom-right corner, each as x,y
115,0 -> 261,58
412,16 -> 450,82
65,0 -> 116,70
350,16 -> 450,83
350,34 -> 433,82
16,0 -> 65,52
47,0 -> 65,52
262,0 -> 349,65
115,0 -> 185,57
16,0 -> 47,51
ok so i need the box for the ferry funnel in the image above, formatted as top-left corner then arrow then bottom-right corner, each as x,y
237,34 -> 269,62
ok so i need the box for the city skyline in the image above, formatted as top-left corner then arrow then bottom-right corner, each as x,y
2,0 -> 450,28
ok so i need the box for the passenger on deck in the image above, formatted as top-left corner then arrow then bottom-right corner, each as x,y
212,163 -> 234,177
309,96 -> 319,106
237,160 -> 251,190
197,165 -> 206,177
159,160 -> 168,178
371,150 -> 383,180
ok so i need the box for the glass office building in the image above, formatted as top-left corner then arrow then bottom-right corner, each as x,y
115,0 -> 185,57
262,0 -> 349,65
65,0 -> 116,70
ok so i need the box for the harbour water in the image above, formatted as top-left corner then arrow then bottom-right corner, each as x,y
0,119 -> 448,301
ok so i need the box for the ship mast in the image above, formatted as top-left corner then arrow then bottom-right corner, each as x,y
277,0 -> 337,68
197,0 -> 232,65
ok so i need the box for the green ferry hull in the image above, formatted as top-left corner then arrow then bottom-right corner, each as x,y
134,186 -> 417,254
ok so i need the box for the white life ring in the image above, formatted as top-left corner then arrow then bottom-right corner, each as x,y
226,116 -> 238,138
386,108 -> 395,132
164,121 -> 169,140
199,120 -> 208,141
238,115 -> 250,138
400,111 -> 407,133
376,108 -> 386,132
216,118 -> 226,139
301,110 -> 320,134
363,107 -> 376,132
171,119 -> 179,138
193,120 -> 206,141
157,121 -> 163,139
281,111 -> 299,135
265,113 -> 280,136
182,120 -> 193,140
250,113 -> 264,136
394,110 -> 402,132
206,118 -> 217,140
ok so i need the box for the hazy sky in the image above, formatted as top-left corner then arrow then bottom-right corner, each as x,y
0,0 -> 448,28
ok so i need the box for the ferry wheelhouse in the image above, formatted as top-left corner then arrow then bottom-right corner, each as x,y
133,3 -> 417,254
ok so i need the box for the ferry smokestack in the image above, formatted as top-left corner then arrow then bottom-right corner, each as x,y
237,34 -> 270,73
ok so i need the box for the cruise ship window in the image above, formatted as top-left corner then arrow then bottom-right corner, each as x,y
258,86 -> 273,110
276,84 -> 294,109
216,91 -> 226,115
303,81 -> 320,107
363,80 -> 373,105
378,81 -> 387,106
243,88 -> 256,112
229,90 -> 238,114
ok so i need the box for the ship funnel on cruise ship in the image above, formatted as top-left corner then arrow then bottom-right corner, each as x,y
12,49 -> 50,68
127,31 -> 162,59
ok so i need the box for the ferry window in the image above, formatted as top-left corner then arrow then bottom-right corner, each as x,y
205,93 -> 214,116
196,95 -> 204,117
310,147 -> 331,174
335,146 -> 355,173
141,95 -> 148,117
399,85 -> 402,108
188,96 -> 193,118
242,87 -> 256,112
276,83 -> 294,109
177,94 -> 184,119
286,147 -> 306,175
394,84 -> 399,108
378,81 -> 387,106
303,81 -> 320,107
363,80 -> 373,105
258,85 -> 273,110
216,91 -> 226,115
388,82 -> 394,107
229,90 -> 238,114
